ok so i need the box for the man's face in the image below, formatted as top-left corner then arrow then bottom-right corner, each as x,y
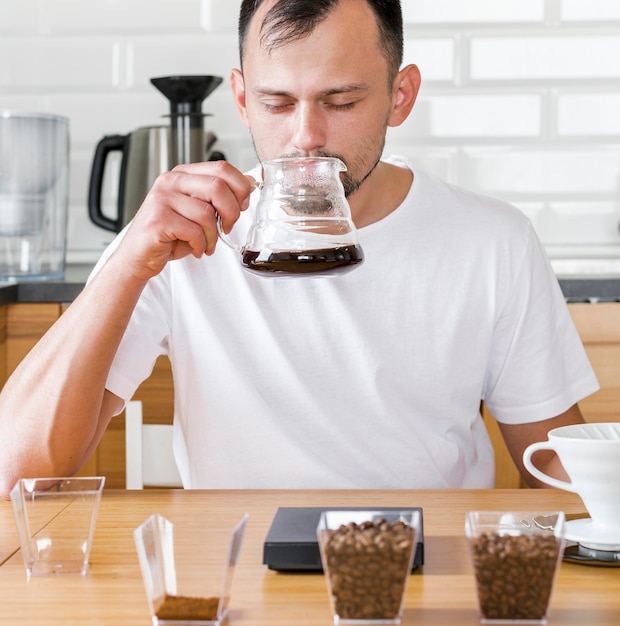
233,0 -> 395,198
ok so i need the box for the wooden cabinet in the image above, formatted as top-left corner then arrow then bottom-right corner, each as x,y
567,303 -> 620,423
4,303 -> 61,373
2,301 -> 620,489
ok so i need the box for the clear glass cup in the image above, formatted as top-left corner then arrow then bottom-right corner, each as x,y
317,509 -> 420,625
10,476 -> 105,577
465,511 -> 566,624
134,512 -> 248,626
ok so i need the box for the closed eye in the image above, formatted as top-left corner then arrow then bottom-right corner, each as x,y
263,102 -> 293,112
258,96 -> 295,113
261,100 -> 356,113
325,101 -> 357,111
253,83 -> 368,114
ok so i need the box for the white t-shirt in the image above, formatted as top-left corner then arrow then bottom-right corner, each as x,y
95,157 -> 599,489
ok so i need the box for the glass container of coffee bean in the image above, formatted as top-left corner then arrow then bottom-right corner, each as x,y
465,511 -> 566,624
317,510 -> 420,625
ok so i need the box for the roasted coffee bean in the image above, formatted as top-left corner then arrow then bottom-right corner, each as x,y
321,519 -> 414,620
470,532 -> 560,621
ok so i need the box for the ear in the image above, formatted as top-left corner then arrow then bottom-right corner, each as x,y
388,64 -> 421,128
230,68 -> 250,128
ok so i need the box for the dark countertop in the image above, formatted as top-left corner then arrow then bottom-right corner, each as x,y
558,277 -> 620,302
0,264 -> 91,306
1,265 -> 620,305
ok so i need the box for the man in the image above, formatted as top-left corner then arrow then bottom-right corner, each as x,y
0,0 -> 598,498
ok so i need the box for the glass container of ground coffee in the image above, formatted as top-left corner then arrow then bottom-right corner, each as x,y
218,156 -> 364,276
134,513 -> 248,626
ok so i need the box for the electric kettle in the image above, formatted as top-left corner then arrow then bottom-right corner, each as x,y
88,75 -> 223,233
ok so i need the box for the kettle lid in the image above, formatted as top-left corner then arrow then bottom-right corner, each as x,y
150,75 -> 223,116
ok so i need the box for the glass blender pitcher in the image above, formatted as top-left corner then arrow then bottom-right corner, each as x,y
218,156 -> 364,276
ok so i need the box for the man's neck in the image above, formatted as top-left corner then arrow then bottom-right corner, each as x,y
349,161 -> 413,228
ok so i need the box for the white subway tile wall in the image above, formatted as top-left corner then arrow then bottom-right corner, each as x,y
0,0 -> 618,262
470,36 -> 620,80
561,0 -> 620,21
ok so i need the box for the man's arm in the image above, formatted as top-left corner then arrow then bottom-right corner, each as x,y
0,253 -> 145,498
499,403 -> 586,488
0,161 -> 255,498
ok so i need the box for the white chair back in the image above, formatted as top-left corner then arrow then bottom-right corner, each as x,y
125,400 -> 183,489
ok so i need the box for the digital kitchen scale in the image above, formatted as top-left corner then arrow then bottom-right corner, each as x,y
563,542 -> 620,567
262,506 -> 424,572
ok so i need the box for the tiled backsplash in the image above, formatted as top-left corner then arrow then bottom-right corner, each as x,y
1,0 -> 619,263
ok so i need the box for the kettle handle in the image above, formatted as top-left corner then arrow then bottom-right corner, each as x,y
88,134 -> 128,233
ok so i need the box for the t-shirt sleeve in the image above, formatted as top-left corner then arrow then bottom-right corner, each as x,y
482,223 -> 599,423
105,272 -> 172,404
86,236 -> 172,407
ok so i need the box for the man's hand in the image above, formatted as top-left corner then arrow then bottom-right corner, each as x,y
117,160 -> 256,281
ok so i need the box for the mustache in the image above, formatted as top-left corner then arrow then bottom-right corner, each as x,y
277,149 -> 347,163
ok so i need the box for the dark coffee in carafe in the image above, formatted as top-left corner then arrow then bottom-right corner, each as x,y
242,244 -> 364,275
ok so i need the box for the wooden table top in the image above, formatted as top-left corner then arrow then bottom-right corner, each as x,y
0,488 -> 618,625
0,494 -> 20,566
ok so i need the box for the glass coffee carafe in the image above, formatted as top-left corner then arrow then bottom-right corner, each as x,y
218,157 -> 364,276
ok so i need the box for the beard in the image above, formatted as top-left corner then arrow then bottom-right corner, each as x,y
339,150 -> 383,198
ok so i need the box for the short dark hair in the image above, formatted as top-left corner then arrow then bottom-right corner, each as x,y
238,0 -> 403,80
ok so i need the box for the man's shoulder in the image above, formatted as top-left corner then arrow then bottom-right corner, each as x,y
383,155 -> 529,229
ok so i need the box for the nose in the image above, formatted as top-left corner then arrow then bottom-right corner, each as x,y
291,104 -> 327,154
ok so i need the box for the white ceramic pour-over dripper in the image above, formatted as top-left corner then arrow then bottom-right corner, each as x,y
523,423 -> 620,548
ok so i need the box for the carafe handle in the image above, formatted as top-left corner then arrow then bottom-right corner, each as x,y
216,214 -> 243,252
216,178 -> 262,252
